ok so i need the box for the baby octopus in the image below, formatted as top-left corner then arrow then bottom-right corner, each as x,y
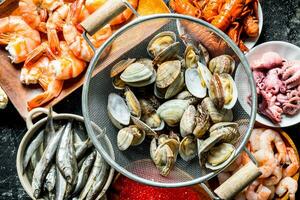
249,51 -> 300,123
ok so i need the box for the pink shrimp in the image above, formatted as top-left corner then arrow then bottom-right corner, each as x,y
275,177 -> 298,200
254,149 -> 276,178
283,147 -> 299,177
0,16 -> 41,63
249,128 -> 266,152
263,164 -> 283,186
259,129 -> 287,164
245,180 -> 271,200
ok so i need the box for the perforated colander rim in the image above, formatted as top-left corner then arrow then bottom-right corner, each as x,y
82,13 -> 257,188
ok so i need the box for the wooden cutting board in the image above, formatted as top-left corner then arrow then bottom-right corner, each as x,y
0,0 -> 170,119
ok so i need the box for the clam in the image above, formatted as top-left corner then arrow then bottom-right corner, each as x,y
179,135 -> 197,161
156,60 -> 181,89
193,105 -> 211,138
209,122 -> 240,144
139,98 -> 165,131
150,134 -> 179,176
112,75 -> 126,90
126,70 -> 156,87
197,122 -> 239,164
176,90 -> 198,105
201,97 -> 233,123
157,99 -> 189,127
165,72 -> 185,99
124,87 -> 141,118
136,58 -> 154,70
147,31 -> 176,57
153,42 -> 180,65
107,93 -> 130,129
117,125 -> 145,151
120,62 -> 153,83
197,62 -> 212,88
209,73 -> 238,109
184,45 -> 199,68
110,58 -> 136,78
185,68 -> 206,98
198,43 -> 210,64
209,55 -> 235,75
131,116 -> 157,137
150,138 -> 176,176
180,105 -> 196,137
205,143 -> 235,170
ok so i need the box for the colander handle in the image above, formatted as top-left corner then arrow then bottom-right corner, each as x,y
214,159 -> 261,199
80,0 -> 128,35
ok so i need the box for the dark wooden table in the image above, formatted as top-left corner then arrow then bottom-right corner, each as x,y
0,0 -> 300,199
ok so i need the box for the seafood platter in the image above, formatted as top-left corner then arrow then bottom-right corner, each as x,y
5,0 -> 299,199
0,0 -> 170,118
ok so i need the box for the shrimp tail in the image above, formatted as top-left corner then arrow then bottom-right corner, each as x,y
27,79 -> 63,110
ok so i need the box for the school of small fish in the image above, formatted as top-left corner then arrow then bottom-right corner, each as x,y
0,0 -> 138,110
218,128 -> 299,200
23,108 -> 110,200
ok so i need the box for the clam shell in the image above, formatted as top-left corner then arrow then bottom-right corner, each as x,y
156,60 -> 181,89
157,99 -> 189,127
198,43 -> 210,65
124,87 -> 141,118
185,68 -> 206,98
141,112 -> 164,131
208,55 -> 235,75
147,31 -> 176,58
201,97 -> 233,123
165,72 -> 185,99
209,73 -> 238,109
180,105 -> 196,137
107,93 -> 130,129
209,122 -> 240,144
184,45 -> 199,68
176,90 -> 198,105
120,62 -> 153,83
197,62 -> 212,89
131,116 -> 157,137
179,135 -> 197,161
110,58 -> 136,78
136,58 -> 154,70
150,137 -> 176,176
205,143 -> 235,170
117,125 -> 145,151
153,42 -> 180,65
126,70 -> 156,87
193,105 -> 211,138
112,75 -> 126,90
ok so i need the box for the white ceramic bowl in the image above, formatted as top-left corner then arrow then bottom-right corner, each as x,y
17,108 -> 115,199
236,41 -> 300,127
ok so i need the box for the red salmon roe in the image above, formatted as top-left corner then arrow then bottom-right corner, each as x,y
118,176 -> 203,200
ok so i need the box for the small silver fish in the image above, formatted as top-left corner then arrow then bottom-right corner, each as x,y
79,152 -> 103,200
73,151 -> 96,194
32,125 -> 65,198
23,130 -> 44,172
56,122 -> 78,185
55,166 -> 67,200
85,159 -> 109,200
45,164 -> 56,200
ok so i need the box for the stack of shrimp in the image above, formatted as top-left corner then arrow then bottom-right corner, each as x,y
218,128 -> 299,200
0,0 -> 138,110
169,0 -> 260,52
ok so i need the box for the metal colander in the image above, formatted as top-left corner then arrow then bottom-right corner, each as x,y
81,0 -> 257,198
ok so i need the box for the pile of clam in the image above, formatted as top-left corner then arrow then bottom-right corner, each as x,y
107,31 -> 241,176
